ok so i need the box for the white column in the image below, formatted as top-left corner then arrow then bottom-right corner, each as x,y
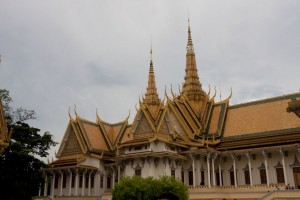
38,183 -> 41,196
280,149 -> 288,186
68,170 -> 72,196
198,156 -> 201,186
82,170 -> 86,196
218,162 -> 222,186
51,174 -> 55,198
88,172 -> 91,196
231,154 -> 237,188
191,154 -> 196,187
94,171 -> 100,196
263,151 -> 270,187
44,175 -> 48,196
75,170 -> 79,196
212,154 -> 216,186
207,153 -> 211,188
118,165 -> 121,183
59,172 -> 63,196
246,153 -> 253,187
112,169 -> 115,189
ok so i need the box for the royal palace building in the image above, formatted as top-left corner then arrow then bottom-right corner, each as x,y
35,21 -> 300,200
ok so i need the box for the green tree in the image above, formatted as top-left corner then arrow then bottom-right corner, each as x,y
112,176 -> 188,200
0,89 -> 57,200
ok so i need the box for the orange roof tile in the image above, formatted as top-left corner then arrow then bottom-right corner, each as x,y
223,93 -> 300,138
81,122 -> 109,151
208,106 -> 221,134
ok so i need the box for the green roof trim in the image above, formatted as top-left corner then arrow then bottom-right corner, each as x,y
207,102 -> 227,136
223,127 -> 300,141
229,93 -> 300,110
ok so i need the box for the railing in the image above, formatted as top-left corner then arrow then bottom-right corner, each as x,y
32,196 -> 100,200
56,196 -> 98,200
189,183 -> 286,190
32,196 -> 52,200
259,189 -> 300,200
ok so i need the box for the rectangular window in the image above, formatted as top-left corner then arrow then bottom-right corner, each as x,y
115,171 -> 118,184
216,172 -> 223,186
244,170 -> 250,185
91,176 -> 94,188
200,171 -> 205,185
85,176 -> 89,188
79,175 -> 83,188
71,175 -> 75,188
181,171 -> 184,183
134,146 -> 142,150
188,171 -> 193,186
135,169 -> 141,176
107,176 -> 111,189
276,168 -> 285,183
171,170 -> 175,177
62,176 -> 67,188
54,176 -> 59,189
230,171 -> 235,185
100,176 -> 104,188
260,169 -> 267,184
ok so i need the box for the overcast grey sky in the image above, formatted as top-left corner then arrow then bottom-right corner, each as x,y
0,0 -> 299,159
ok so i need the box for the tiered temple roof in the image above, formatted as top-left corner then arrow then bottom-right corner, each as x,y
51,19 -> 300,167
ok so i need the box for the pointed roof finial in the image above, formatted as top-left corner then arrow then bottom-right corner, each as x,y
150,41 -> 153,73
219,81 -> 222,101
181,16 -> 205,101
74,104 -> 79,118
68,106 -> 74,120
144,45 -> 160,105
187,15 -> 194,52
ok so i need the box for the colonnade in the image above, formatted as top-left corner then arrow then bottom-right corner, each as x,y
188,147 -> 292,188
42,168 -> 98,198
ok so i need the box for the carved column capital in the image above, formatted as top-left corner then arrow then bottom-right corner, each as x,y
189,153 -> 195,160
207,153 -> 211,159
212,153 -> 218,160
262,150 -> 268,160
230,154 -> 235,161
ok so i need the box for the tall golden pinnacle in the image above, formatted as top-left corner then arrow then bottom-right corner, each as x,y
144,47 -> 160,105
181,18 -> 205,101
187,18 -> 194,52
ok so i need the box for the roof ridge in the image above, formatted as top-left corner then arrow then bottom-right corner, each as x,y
229,92 -> 300,109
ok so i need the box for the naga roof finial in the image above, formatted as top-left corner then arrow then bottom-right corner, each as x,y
74,104 -> 79,118
68,106 -> 74,120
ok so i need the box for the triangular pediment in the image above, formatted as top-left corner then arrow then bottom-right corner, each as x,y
157,112 -> 173,135
58,122 -> 83,157
133,111 -> 155,135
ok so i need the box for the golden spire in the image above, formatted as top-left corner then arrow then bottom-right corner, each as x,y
181,18 -> 205,101
187,18 -> 194,53
144,46 -> 160,105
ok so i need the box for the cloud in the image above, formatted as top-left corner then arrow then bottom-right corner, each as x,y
0,0 -> 299,160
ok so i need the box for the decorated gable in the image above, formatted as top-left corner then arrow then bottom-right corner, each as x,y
168,110 -> 186,136
133,112 -> 154,135
59,125 -> 83,156
158,113 -> 172,135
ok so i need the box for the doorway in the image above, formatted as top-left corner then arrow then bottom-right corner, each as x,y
293,167 -> 300,189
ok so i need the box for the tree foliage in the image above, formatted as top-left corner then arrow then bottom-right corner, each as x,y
112,176 -> 189,200
0,89 -> 57,200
